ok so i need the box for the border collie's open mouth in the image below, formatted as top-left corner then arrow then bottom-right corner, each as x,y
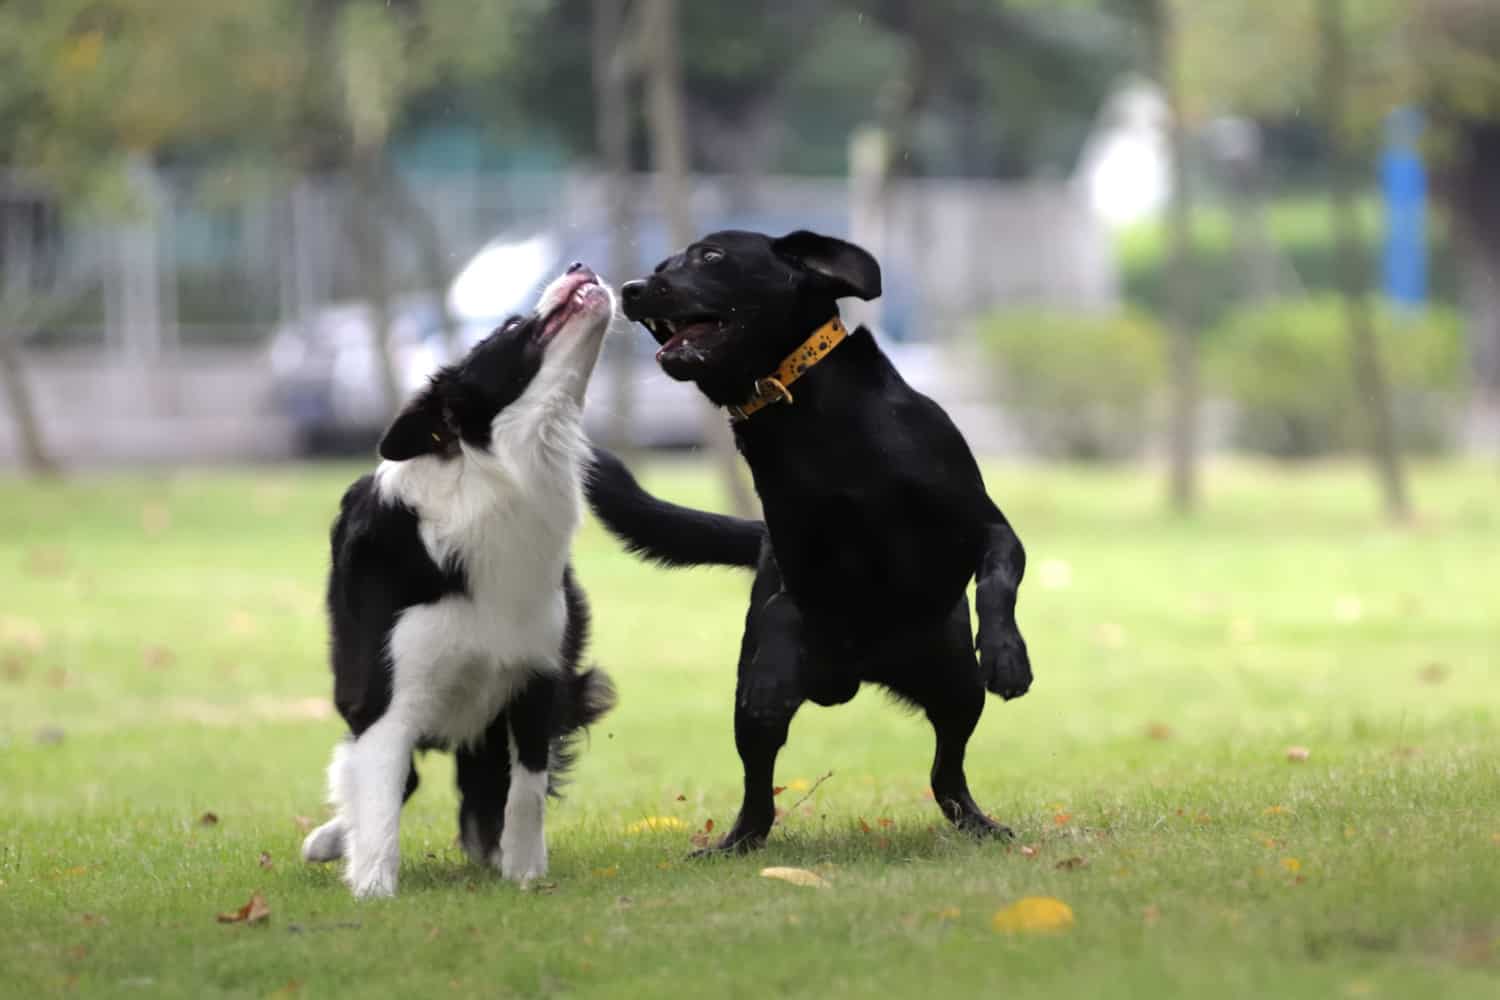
538,271 -> 609,342
641,316 -> 722,360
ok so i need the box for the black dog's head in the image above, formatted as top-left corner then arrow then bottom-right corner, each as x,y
619,230 -> 880,403
378,263 -> 613,462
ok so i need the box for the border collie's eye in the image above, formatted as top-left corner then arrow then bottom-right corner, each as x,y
701,248 -> 724,264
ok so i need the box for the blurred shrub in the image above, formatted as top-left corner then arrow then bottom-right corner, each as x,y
1118,196 -> 1457,327
1208,297 -> 1464,458
977,309 -> 1166,460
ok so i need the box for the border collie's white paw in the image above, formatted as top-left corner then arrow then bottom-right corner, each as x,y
499,827 -> 547,884
345,851 -> 399,899
302,818 -> 346,863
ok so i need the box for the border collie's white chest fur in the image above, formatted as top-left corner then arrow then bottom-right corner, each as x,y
375,395 -> 586,748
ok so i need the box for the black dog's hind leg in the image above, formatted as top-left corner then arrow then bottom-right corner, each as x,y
699,564 -> 806,855
883,598 -> 1013,838
455,712 -> 511,867
975,513 -> 1032,701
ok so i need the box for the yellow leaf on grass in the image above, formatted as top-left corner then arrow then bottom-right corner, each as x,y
1280,857 -> 1302,873
624,816 -> 689,834
786,778 -> 812,792
992,896 -> 1074,934
1263,805 -> 1288,816
760,866 -> 829,889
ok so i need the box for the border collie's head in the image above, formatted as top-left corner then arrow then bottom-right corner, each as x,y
378,264 -> 614,463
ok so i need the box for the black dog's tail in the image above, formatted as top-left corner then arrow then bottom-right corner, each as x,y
586,446 -> 765,569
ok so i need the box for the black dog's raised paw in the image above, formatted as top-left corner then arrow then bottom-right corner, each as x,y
979,629 -> 1032,701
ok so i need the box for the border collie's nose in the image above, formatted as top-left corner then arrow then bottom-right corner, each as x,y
567,261 -> 586,274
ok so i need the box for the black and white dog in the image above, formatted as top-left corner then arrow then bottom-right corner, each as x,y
301,263 -> 617,898
587,231 -> 1031,854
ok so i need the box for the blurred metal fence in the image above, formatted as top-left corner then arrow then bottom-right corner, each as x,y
1,166 -> 1115,466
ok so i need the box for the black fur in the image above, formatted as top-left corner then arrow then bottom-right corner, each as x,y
594,229 -> 1031,852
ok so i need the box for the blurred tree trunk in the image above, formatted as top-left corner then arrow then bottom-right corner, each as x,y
1319,0 -> 1411,522
593,0 -> 639,457
1153,0 -> 1201,513
0,334 -> 57,477
641,0 -> 757,518
384,169 -> 461,356
1443,124 -> 1500,453
347,152 -> 404,419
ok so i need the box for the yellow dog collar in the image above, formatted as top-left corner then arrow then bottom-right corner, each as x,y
728,316 -> 848,422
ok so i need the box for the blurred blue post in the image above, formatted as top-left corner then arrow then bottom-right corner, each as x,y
1381,106 -> 1426,309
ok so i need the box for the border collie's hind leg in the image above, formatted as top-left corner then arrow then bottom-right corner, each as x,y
303,740 -> 420,864
880,597 -> 1013,838
499,674 -> 554,884
455,712 -> 511,869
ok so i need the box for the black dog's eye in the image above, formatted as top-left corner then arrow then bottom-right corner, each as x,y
700,247 -> 724,264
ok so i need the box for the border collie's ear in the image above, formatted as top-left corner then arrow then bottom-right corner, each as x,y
378,390 -> 454,461
772,231 -> 882,301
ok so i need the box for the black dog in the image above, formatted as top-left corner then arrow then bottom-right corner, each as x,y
586,230 -> 1031,853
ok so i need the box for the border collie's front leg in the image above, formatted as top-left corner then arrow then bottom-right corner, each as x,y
500,673 -> 554,884
343,712 -> 416,898
303,741 -> 420,864
975,514 -> 1031,701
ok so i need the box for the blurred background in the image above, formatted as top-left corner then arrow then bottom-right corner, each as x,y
0,0 -> 1497,522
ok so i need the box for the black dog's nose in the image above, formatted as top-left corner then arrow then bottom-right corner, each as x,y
620,279 -> 648,304
567,260 -> 586,274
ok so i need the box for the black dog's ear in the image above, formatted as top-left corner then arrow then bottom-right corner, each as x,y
377,387 -> 455,461
771,230 -> 882,301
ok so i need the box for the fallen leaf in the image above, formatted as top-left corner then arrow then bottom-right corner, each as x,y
1280,857 -> 1302,873
143,645 -> 176,670
624,816 -> 689,834
1286,746 -> 1311,763
258,852 -> 273,870
293,815 -> 315,833
1264,805 -> 1289,816
703,818 -> 714,833
1142,904 -> 1161,926
877,817 -> 894,828
1418,663 -> 1449,685
2,653 -> 28,682
1053,812 -> 1072,826
592,866 -> 619,878
268,980 -> 302,997
772,786 -> 786,796
675,793 -> 687,802
858,817 -> 873,834
1019,845 -> 1038,858
1145,722 -> 1173,741
79,913 -> 108,927
217,891 -> 270,925
199,812 -> 219,826
1055,856 -> 1088,871
992,897 -> 1075,934
760,866 -> 829,889
786,778 -> 812,792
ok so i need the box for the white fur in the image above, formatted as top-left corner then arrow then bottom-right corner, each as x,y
309,274 -> 612,898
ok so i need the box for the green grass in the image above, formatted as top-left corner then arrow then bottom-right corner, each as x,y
2,459 -> 1498,998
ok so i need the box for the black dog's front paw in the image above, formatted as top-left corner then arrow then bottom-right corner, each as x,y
979,628 -> 1032,701
737,669 -> 803,723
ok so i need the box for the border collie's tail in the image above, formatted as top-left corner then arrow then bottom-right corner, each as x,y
548,666 -> 616,796
586,446 -> 764,569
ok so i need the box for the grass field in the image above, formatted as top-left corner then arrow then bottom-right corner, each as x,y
2,458 -> 1498,998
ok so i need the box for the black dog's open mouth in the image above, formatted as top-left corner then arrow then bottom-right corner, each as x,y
641,316 -> 722,360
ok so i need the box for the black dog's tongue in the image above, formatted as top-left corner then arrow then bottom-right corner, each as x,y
654,320 -> 717,362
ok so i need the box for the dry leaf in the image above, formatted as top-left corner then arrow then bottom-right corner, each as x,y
199,812 -> 219,826
1286,746 -> 1311,763
592,866 -> 619,878
1142,904 -> 1161,926
992,897 -> 1075,934
786,778 -> 812,792
703,818 -> 714,833
1145,722 -> 1173,741
79,913 -> 108,927
1280,858 -> 1302,873
858,817 -> 873,834
877,818 -> 894,828
293,815 -> 315,833
1055,856 -> 1088,871
143,645 -> 176,670
1418,663 -> 1449,685
624,816 -> 689,834
675,793 -> 687,802
1053,812 -> 1073,826
217,891 -> 270,925
1019,845 -> 1039,858
258,851 -> 273,870
1264,805 -> 1289,816
772,786 -> 786,796
760,866 -> 829,889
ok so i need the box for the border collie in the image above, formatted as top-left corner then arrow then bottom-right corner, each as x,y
586,230 -> 1030,853
301,263 -> 617,897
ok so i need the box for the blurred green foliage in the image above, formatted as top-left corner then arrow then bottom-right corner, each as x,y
977,308 -> 1167,460
1207,297 -> 1464,458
